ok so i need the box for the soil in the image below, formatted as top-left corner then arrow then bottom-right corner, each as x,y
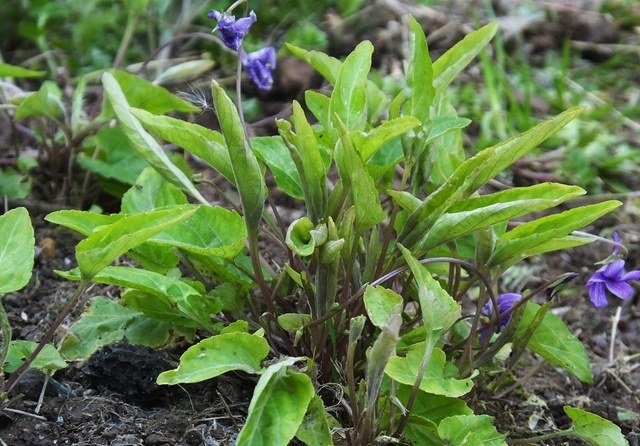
2,1 -> 640,445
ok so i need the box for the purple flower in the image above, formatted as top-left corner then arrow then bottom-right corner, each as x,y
242,47 -> 276,90
208,10 -> 257,51
586,234 -> 640,307
480,293 -> 521,342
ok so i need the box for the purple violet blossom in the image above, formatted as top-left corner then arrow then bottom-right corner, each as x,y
586,233 -> 640,308
242,47 -> 276,91
208,10 -> 257,51
480,293 -> 521,342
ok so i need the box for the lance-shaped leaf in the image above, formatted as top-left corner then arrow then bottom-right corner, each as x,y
211,80 -> 265,233
432,22 -> 499,93
488,201 -> 621,266
353,116 -> 420,162
328,41 -> 372,137
75,205 -> 197,280
253,135 -> 303,199
0,63 -> 46,78
102,72 -> 208,205
335,118 -> 386,232
237,357 -> 315,446
157,332 -> 269,385
285,44 -> 342,84
0,208 -> 35,294
131,108 -> 234,184
404,15 -> 435,123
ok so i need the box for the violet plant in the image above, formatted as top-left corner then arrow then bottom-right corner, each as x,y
4,3 -> 632,445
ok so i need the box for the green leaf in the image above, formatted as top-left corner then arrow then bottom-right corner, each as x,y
329,41 -> 373,136
4,340 -> 66,373
424,116 -> 472,145
305,90 -> 331,130
438,414 -> 507,445
108,70 -> 199,114
286,217 -> 318,257
564,406 -> 628,446
432,22 -> 499,93
0,208 -> 34,294
153,60 -> 216,85
396,385 -> 473,424
121,167 -> 188,213
0,63 -> 46,78
354,116 -> 420,162
76,205 -> 197,279
516,302 -> 592,383
0,168 -> 31,200
364,286 -> 403,329
60,296 -> 177,360
385,348 -> 474,398
45,210 -> 122,235
157,332 -> 270,385
211,80 -> 265,233
418,183 -> 585,252
285,44 -> 341,84
130,107 -> 234,184
237,357 -> 314,446
102,72 -> 208,204
14,81 -> 64,121
404,16 -> 435,122
294,395 -> 333,446
253,135 -> 303,200
489,201 -> 621,266
335,120 -> 386,232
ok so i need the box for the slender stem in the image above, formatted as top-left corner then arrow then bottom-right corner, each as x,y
114,12 -> 139,69
508,429 -> 571,444
4,280 -> 90,395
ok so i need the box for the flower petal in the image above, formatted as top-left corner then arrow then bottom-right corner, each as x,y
603,259 -> 625,280
605,280 -> 634,300
588,282 -> 608,307
622,269 -> 640,281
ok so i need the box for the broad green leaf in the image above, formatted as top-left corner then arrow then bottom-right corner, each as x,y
130,107 -> 235,183
285,44 -> 341,84
60,296 -> 178,360
76,205 -> 197,279
294,395 -> 333,446
108,70 -> 199,114
102,72 -> 208,204
14,81 -> 64,121
253,135 -> 303,199
438,414 -> 507,446
396,385 -> 473,424
120,289 -> 202,328
121,167 -> 188,213
277,314 -> 312,332
489,201 -> 621,266
157,332 -> 269,384
0,168 -> 31,200
237,357 -> 314,446
148,205 -> 246,259
404,16 -> 435,123
305,90 -> 330,130
402,416 -> 441,445
432,22 -> 499,93
424,116 -> 472,145
516,302 -> 592,383
211,80 -> 265,233
4,340 -> 66,373
364,286 -> 403,329
418,183 -> 585,251
385,348 -> 474,398
0,208 -> 34,294
329,41 -> 372,136
0,63 -> 46,78
564,406 -> 628,446
335,120 -> 386,232
354,116 -> 420,162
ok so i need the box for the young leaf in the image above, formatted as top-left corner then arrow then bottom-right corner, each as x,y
237,357 -> 315,446
75,205 -> 197,280
157,332 -> 270,385
60,296 -> 178,360
285,44 -> 341,84
253,135 -> 303,199
102,72 -> 209,205
305,90 -> 331,130
432,22 -> 499,93
211,80 -> 265,233
564,406 -> 628,446
14,81 -> 64,122
516,302 -> 592,383
0,207 -> 34,294
329,41 -> 373,137
353,116 -> 420,162
0,63 -> 46,78
404,16 -> 435,123
364,286 -> 403,329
